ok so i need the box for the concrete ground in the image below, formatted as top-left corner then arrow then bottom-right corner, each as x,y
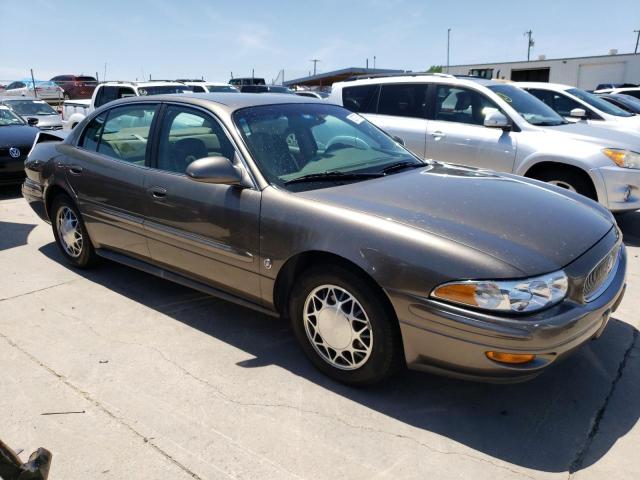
1,184 -> 639,480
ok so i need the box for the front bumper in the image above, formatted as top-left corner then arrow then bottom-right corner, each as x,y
592,166 -> 640,212
0,158 -> 26,186
392,236 -> 627,383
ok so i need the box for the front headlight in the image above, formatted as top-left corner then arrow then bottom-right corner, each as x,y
602,148 -> 640,169
431,270 -> 568,313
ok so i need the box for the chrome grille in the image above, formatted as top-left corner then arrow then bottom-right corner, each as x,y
584,246 -> 620,302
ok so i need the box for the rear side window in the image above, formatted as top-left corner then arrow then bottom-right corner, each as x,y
191,85 -> 206,93
377,84 -> 428,118
79,113 -> 107,151
434,85 -> 500,126
96,105 -> 158,165
341,85 -> 379,113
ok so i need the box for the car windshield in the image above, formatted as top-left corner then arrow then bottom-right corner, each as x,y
137,85 -> 193,95
567,88 -> 634,117
207,85 -> 238,92
0,108 -> 25,126
488,84 -> 566,126
234,103 -> 422,191
4,99 -> 58,116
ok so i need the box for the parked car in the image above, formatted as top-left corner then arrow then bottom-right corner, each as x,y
0,106 -> 40,185
23,93 -> 626,385
50,75 -> 98,100
294,90 -> 330,99
0,97 -> 63,130
518,82 -> 640,132
595,83 -> 637,91
598,93 -> 640,114
239,85 -> 294,94
594,86 -> 640,100
177,80 -> 239,93
229,77 -> 266,86
2,80 -> 63,101
329,74 -> 640,211
62,81 -> 192,129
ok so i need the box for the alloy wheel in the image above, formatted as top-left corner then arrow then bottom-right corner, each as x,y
56,206 -> 83,258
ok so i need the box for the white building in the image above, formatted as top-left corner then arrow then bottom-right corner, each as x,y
447,52 -> 640,90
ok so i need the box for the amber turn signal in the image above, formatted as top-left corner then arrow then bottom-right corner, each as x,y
486,351 -> 536,365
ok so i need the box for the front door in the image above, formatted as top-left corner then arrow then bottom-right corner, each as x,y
143,104 -> 262,302
61,103 -> 159,258
425,84 -> 517,172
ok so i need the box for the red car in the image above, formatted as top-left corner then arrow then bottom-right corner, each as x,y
50,75 -> 98,100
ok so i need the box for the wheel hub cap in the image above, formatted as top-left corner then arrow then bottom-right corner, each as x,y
56,206 -> 83,258
303,285 -> 373,370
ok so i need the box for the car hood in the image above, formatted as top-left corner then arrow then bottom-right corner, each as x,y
549,122 -> 640,150
0,125 -> 39,147
298,163 -> 613,275
26,115 -> 63,128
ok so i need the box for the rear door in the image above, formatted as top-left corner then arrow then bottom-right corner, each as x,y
363,83 -> 429,158
425,84 -> 517,172
143,104 -> 262,302
61,103 -> 159,258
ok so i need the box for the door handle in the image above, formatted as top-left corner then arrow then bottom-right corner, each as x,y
69,165 -> 83,175
431,131 -> 446,139
147,186 -> 167,199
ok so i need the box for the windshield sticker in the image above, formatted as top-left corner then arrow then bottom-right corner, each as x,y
496,92 -> 512,103
346,113 -> 365,124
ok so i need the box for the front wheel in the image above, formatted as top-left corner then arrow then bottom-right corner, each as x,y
289,266 -> 403,386
51,195 -> 98,268
534,168 -> 597,200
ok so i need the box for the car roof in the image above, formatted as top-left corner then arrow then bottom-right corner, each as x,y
515,82 -> 573,91
103,92 -> 324,113
101,81 -> 185,88
332,74 -> 506,90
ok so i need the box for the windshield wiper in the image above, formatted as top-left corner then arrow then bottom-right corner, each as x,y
284,171 -> 383,185
379,161 -> 426,175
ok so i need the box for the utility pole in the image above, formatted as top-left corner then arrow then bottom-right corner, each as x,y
524,30 -> 534,61
310,59 -> 320,76
446,28 -> 451,73
373,56 -> 376,69
635,30 -> 640,54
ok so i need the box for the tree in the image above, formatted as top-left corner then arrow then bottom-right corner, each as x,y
426,65 -> 443,73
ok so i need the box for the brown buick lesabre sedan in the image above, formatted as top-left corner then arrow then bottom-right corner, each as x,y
22,93 -> 626,385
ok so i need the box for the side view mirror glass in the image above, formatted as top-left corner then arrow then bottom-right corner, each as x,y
185,156 -> 243,185
27,117 -> 39,126
569,108 -> 587,119
484,111 -> 512,130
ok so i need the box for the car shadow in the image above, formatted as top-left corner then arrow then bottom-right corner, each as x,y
0,221 -> 36,251
616,210 -> 640,247
0,185 -> 21,200
38,242 -> 639,474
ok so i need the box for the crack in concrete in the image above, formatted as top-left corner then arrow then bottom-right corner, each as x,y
0,332 -> 208,480
54,308 -> 536,479
568,328 -> 639,477
0,279 -> 77,303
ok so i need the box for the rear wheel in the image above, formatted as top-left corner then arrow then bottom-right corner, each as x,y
51,195 -> 98,268
289,265 -> 403,386
532,168 -> 597,200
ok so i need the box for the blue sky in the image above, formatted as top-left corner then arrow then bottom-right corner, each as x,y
1,0 -> 639,83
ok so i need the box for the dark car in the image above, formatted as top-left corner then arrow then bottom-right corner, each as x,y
0,97 -> 63,130
50,75 -> 98,100
239,85 -> 294,94
598,93 -> 640,114
229,77 -> 266,86
22,94 -> 626,385
0,106 -> 39,185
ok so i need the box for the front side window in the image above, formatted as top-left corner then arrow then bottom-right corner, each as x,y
95,105 -> 158,164
234,103 -> 420,191
342,85 -> 379,113
488,84 -> 566,126
528,89 -> 583,117
434,85 -> 500,126
378,84 -> 428,118
156,106 -> 235,173
567,88 -> 634,117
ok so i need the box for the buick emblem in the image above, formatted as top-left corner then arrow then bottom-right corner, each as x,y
9,147 -> 21,158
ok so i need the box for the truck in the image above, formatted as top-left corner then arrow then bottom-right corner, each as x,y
61,81 -> 192,130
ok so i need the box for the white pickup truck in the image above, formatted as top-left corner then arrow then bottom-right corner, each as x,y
61,81 -> 192,130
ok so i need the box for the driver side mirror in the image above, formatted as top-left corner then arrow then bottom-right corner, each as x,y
392,135 -> 405,146
185,156 -> 243,185
27,117 -> 39,127
569,108 -> 587,119
484,111 -> 512,130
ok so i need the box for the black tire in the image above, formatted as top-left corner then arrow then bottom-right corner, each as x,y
533,168 -> 597,200
51,194 -> 98,268
289,265 -> 403,386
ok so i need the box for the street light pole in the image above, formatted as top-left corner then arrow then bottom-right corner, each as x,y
446,28 -> 451,73
635,30 -> 640,54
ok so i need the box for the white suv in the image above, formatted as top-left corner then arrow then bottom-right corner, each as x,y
518,82 -> 640,133
329,74 -> 640,212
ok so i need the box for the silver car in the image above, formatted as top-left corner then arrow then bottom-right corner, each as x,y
329,75 -> 640,212
0,97 -> 63,130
